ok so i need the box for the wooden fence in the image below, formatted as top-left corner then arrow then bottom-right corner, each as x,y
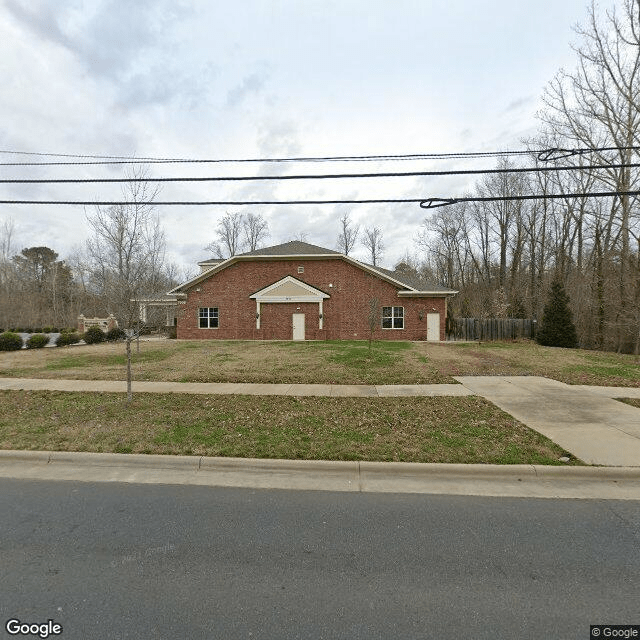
446,318 -> 536,342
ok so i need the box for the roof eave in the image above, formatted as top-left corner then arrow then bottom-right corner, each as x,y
397,290 -> 458,297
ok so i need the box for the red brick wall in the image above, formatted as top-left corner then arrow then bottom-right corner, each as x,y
177,258 -> 448,341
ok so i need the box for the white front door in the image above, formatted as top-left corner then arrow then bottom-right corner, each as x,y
427,313 -> 440,341
292,313 -> 305,341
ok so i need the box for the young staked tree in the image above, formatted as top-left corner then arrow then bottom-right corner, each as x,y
367,297 -> 380,351
85,167 -> 166,401
536,276 -> 579,348
336,212 -> 359,256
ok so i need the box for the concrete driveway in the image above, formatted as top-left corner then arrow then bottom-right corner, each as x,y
456,376 -> 640,467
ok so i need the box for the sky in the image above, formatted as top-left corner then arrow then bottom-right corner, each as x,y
0,0 -> 598,278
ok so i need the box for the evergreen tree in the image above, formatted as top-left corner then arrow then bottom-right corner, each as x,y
536,277 -> 578,348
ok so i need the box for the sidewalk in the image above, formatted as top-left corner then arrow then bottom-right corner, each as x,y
0,377 -> 472,397
456,376 -> 640,467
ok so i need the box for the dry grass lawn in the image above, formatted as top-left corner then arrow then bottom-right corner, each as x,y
0,390 -> 573,465
0,338 -> 638,387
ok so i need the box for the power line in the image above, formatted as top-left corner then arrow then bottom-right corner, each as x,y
0,198 -> 427,206
0,162 -> 638,184
0,191 -> 638,207
0,148 -> 551,166
537,146 -> 640,161
419,190 -> 640,209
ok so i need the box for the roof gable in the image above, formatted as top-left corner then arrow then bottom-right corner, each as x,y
250,276 -> 330,301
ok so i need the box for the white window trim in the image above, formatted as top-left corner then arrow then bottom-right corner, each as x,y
198,307 -> 219,329
382,306 -> 404,330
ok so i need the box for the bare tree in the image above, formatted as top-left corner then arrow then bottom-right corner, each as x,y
0,218 -> 17,329
85,166 -> 166,400
416,205 -> 470,288
243,213 -> 269,252
0,217 -> 15,263
539,0 -> 640,348
336,212 -> 359,256
207,212 -> 244,258
362,227 -> 384,266
367,297 -> 380,350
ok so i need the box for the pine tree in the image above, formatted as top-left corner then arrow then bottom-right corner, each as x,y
536,277 -> 578,348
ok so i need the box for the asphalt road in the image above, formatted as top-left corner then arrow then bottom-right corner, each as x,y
1,479 -> 639,640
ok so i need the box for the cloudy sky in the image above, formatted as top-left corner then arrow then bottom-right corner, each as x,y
0,0 -> 595,276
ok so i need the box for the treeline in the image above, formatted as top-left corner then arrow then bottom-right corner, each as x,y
0,184 -> 178,331
414,0 -> 640,354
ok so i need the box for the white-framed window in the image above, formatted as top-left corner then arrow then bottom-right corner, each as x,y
199,307 -> 219,328
382,306 -> 404,329
298,266 -> 304,273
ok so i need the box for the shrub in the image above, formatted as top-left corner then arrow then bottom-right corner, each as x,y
83,325 -> 106,344
56,331 -> 81,347
27,334 -> 50,349
106,327 -> 127,342
43,326 -> 53,333
0,332 -> 24,351
536,277 -> 579,348
32,327 -> 43,334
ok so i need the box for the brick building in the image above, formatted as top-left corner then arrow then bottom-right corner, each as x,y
169,241 -> 457,341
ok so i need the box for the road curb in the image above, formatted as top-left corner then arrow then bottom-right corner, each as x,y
1,450 -> 640,499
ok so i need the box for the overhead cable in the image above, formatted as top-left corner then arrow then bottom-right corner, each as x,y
0,147 -> 601,166
0,162 -> 638,184
419,190 -> 640,209
537,146 -> 640,161
1,190 -> 638,207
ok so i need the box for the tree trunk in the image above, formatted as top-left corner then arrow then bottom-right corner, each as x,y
126,338 -> 132,402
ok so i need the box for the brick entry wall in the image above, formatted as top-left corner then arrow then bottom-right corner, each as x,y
177,258 -> 447,341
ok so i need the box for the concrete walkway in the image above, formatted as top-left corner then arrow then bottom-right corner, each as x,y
0,377 -> 472,397
455,376 -> 640,467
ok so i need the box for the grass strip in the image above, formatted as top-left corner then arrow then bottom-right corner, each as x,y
617,398 -> 640,409
0,390 -> 574,465
1,339 -> 638,387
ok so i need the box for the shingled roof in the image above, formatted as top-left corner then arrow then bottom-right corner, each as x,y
179,241 -> 456,295
239,241 -> 340,257
371,264 -> 454,293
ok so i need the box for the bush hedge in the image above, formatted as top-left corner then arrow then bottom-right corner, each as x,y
0,332 -> 24,351
26,334 -> 50,349
83,326 -> 106,344
106,327 -> 127,342
56,331 -> 81,347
